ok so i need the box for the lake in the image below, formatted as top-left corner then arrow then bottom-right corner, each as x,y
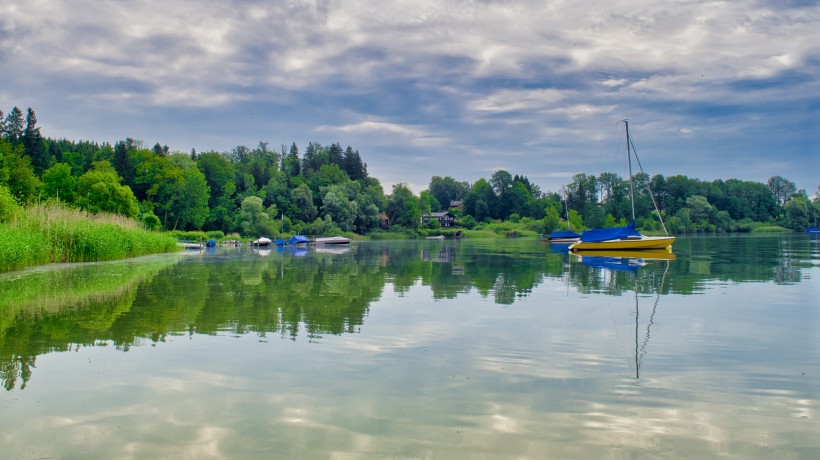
1,235 -> 817,459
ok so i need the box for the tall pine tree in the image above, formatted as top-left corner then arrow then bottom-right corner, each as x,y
23,108 -> 49,174
113,140 -> 134,187
4,107 -> 24,143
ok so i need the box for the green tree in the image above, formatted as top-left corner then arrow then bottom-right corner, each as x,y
342,146 -> 367,180
112,140 -> 135,187
463,178 -> 495,221
291,183 -> 317,222
76,161 -> 139,217
429,176 -> 469,209
239,196 -> 274,237
418,190 -> 440,214
301,142 -> 321,175
0,138 -> 40,204
509,180 -> 533,218
41,163 -> 77,203
23,108 -> 49,174
387,183 -> 420,229
0,184 -> 21,222
767,175 -> 796,208
173,167 -> 211,230
542,205 -> 561,234
142,212 -> 161,230
196,150 -> 236,209
784,196 -> 810,231
3,106 -> 24,143
322,186 -> 358,232
567,173 -> 599,224
328,143 -> 344,167
262,172 -> 293,219
685,195 -> 716,229
567,209 -> 584,233
282,142 -> 301,180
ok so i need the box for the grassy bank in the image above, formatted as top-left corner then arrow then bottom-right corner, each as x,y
750,225 -> 791,233
0,201 -> 179,273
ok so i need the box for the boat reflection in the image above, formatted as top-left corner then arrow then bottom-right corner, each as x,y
548,242 -> 573,254
275,246 -> 309,257
574,249 -> 676,260
574,251 -> 672,380
315,245 -> 351,255
574,250 -> 674,273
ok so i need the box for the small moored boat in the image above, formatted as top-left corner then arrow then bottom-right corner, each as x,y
315,236 -> 351,245
569,222 -> 675,251
547,187 -> 581,243
570,120 -> 675,252
288,235 -> 310,245
251,237 -> 272,247
547,230 -> 581,243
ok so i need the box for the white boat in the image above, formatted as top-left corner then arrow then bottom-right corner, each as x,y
569,120 -> 675,252
251,237 -> 272,246
314,236 -> 351,245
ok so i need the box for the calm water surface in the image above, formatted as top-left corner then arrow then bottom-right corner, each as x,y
1,235 -> 818,459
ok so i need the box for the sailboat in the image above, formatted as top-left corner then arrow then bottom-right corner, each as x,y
569,120 -> 676,252
547,186 -> 581,243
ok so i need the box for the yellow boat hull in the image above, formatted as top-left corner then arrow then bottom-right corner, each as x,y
569,236 -> 676,251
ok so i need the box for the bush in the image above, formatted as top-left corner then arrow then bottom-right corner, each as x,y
141,212 -> 161,231
0,185 -> 21,222
206,230 -> 225,240
457,215 -> 478,229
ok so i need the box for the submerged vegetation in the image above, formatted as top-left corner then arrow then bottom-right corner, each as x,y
0,196 -> 178,273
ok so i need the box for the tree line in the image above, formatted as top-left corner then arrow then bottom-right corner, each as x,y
1,105 -> 817,236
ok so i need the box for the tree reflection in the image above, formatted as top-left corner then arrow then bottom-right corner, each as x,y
1,234 -> 814,390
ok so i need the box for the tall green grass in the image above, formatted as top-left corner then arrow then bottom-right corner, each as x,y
0,201 -> 179,273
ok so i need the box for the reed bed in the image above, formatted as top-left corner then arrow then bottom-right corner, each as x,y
0,202 -> 178,273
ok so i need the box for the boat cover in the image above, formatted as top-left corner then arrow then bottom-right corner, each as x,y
579,221 -> 641,242
548,230 -> 581,239
288,235 -> 310,245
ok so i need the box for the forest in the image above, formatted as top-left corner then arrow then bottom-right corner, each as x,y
1,105 -> 818,237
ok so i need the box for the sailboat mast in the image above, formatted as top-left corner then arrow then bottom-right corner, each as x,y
562,186 -> 571,232
625,120 -> 636,222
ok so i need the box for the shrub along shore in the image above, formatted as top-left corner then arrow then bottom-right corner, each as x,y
0,193 -> 178,273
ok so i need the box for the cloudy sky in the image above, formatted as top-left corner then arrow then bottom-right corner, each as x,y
2,0 -> 818,194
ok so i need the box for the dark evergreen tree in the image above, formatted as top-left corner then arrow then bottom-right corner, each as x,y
4,107 -> 24,143
302,142 -> 320,175
113,140 -> 135,187
152,142 -> 169,157
282,142 -> 301,179
328,143 -> 344,168
23,108 -> 49,174
342,146 -> 367,180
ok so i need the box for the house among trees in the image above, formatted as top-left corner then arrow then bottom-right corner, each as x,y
449,200 -> 463,209
422,211 -> 455,227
